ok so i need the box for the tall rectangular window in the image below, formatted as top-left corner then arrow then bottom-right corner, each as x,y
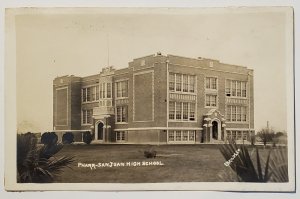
169,73 -> 175,91
116,131 -> 126,141
183,75 -> 189,92
232,106 -> 237,121
175,74 -> 182,91
82,109 -> 93,124
236,106 -> 241,121
225,79 -> 231,97
169,101 -> 175,120
100,83 -> 105,99
236,81 -> 241,97
189,103 -> 195,121
232,81 -> 237,97
168,130 -> 175,141
82,88 -> 87,102
116,106 -> 127,123
176,102 -> 182,120
96,85 -> 99,100
107,83 -> 112,98
242,82 -> 247,97
241,106 -> 247,122
116,81 -> 128,98
182,102 -> 189,120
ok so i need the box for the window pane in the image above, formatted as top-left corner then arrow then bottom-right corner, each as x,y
189,103 -> 195,121
96,86 -> 99,100
232,81 -> 236,96
212,78 -> 217,89
168,131 -> 174,141
205,77 -> 210,89
189,131 -> 195,141
237,81 -> 241,97
183,75 -> 188,92
183,131 -> 188,141
176,102 -> 182,120
225,79 -> 231,96
107,83 -> 111,98
176,74 -> 182,91
242,82 -> 247,97
169,101 -> 175,120
82,88 -> 87,102
183,102 -> 188,120
169,73 -> 175,91
175,131 -> 181,141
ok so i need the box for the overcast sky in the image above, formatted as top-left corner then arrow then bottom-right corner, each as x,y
14,8 -> 291,132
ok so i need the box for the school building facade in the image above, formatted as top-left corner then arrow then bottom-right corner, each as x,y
53,53 -> 254,144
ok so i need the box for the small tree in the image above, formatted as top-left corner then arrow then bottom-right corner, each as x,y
62,132 -> 74,144
41,132 -> 58,146
83,131 -> 93,144
256,128 -> 275,146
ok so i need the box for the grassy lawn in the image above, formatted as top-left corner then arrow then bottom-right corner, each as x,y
54,144 -> 281,183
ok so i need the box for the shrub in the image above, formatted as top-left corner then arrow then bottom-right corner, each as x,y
144,146 -> 157,158
41,132 -> 58,146
62,132 -> 74,144
83,131 -> 93,144
17,132 -> 74,183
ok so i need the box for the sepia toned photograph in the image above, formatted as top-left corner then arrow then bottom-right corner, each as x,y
4,7 -> 295,191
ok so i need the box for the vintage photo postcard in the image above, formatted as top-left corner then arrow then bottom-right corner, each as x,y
4,7 -> 295,191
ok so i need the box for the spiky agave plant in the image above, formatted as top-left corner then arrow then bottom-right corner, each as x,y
17,133 -> 74,183
219,144 -> 272,182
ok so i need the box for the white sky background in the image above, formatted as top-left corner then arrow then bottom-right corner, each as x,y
15,8 -> 289,132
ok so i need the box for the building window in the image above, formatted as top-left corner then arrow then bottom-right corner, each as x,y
116,106 -> 127,123
226,105 -> 247,122
182,102 -> 189,120
206,77 -> 217,90
100,83 -> 105,99
175,102 -> 182,120
169,73 -> 195,93
169,101 -> 175,120
96,85 -> 99,100
227,130 -> 248,141
169,101 -> 196,121
169,73 -> 175,91
168,130 -> 195,142
205,94 -> 217,107
107,83 -> 112,98
82,109 -> 93,124
168,131 -> 174,141
226,80 -> 247,98
116,81 -> 128,98
175,74 -> 182,92
82,88 -> 87,102
116,131 -> 126,141
183,75 -> 189,92
82,87 -> 97,102
189,103 -> 195,121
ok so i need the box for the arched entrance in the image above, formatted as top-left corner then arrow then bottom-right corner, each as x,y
96,122 -> 104,141
212,121 -> 218,140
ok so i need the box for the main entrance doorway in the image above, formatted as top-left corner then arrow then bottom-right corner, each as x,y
97,122 -> 104,141
212,121 -> 218,140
